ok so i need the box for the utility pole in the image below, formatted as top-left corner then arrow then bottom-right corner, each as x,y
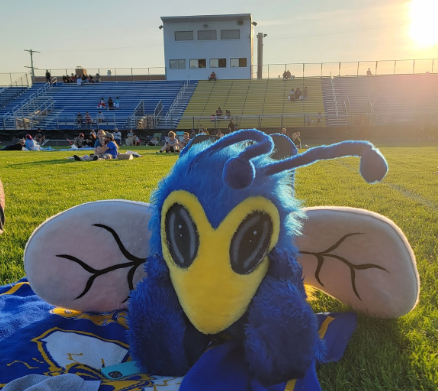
24,49 -> 40,82
257,33 -> 267,80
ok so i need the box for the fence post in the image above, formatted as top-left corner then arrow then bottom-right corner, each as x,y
281,114 -> 283,128
375,61 -> 378,76
394,60 -> 396,75
320,63 -> 323,78
413,60 -> 415,74
192,117 -> 194,129
9,73 -> 12,86
268,64 -> 270,79
302,63 -> 304,79
432,59 -> 435,74
357,62 -> 359,77
339,62 -> 341,77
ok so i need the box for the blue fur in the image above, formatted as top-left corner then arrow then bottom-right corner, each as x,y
128,129 -> 386,385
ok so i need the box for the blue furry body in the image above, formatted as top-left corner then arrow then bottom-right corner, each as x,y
127,129 -> 387,385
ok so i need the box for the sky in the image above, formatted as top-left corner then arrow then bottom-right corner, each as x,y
0,0 -> 437,79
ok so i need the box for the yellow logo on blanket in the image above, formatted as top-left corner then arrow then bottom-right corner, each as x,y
51,307 -> 128,328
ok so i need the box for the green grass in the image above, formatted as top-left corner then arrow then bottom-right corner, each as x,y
0,145 -> 437,390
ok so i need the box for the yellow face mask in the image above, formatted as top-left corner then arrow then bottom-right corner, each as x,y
161,191 -> 280,334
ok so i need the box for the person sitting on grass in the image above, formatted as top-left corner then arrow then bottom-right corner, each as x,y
74,133 -> 86,148
34,129 -> 45,145
94,130 -> 107,155
25,134 -> 36,150
157,131 -> 179,153
178,132 -> 191,149
75,133 -> 118,161
2,139 -> 25,151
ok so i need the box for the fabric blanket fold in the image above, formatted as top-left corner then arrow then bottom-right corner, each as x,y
0,279 -> 356,391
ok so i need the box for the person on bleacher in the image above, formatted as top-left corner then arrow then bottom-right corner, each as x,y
303,87 -> 309,100
216,107 -> 223,118
113,129 -> 122,146
76,113 -> 83,126
228,118 -> 236,133
289,89 -> 295,101
115,97 -> 120,109
209,71 -> 217,81
96,73 -> 101,83
295,88 -> 302,100
108,97 -> 114,110
97,98 -> 106,109
85,112 -> 92,126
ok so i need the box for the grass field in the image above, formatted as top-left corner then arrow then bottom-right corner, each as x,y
0,144 -> 437,390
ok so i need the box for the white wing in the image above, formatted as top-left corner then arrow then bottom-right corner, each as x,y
297,207 -> 419,318
24,200 -> 153,312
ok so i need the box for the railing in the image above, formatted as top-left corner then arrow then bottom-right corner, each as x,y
164,78 -> 190,121
0,73 -> 30,88
251,58 -> 438,79
54,114 -> 124,130
330,75 -> 338,117
10,81 -> 53,115
0,74 -> 30,107
14,98 -> 55,129
128,100 -> 145,128
153,101 -> 163,127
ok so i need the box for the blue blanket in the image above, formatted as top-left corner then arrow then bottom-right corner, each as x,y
0,279 -> 356,391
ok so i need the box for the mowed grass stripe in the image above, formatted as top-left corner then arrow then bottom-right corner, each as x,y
0,144 -> 437,390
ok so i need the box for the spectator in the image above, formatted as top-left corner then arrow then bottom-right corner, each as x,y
198,125 -> 206,135
134,135 -> 142,146
281,127 -> 290,139
283,70 -> 288,80
87,131 -> 97,147
367,68 -> 372,76
216,107 -> 223,117
293,132 -> 302,149
2,139 -> 25,151
114,97 -> 120,109
76,112 -> 83,126
179,132 -> 191,149
225,109 -> 231,118
89,75 -> 94,83
157,131 -> 179,153
81,74 -> 87,83
126,130 -> 135,146
97,111 -> 104,123
216,130 -> 225,138
113,128 -> 122,146
34,129 -> 45,145
45,70 -> 51,84
62,75 -> 68,83
77,77 -> 82,86
108,97 -> 114,110
94,130 -> 107,156
208,71 -> 217,81
74,133 -> 86,148
85,112 -> 92,125
190,129 -> 196,139
303,87 -> 309,100
101,133 -> 119,159
289,89 -> 295,101
97,98 -> 106,109
228,118 -> 236,133
295,88 -> 302,100
95,73 -> 101,83
24,134 -> 36,150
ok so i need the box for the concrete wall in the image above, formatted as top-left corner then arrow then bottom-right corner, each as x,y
162,16 -> 253,81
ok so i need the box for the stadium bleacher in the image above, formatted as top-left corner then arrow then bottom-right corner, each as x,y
177,79 -> 326,130
2,72 -> 438,132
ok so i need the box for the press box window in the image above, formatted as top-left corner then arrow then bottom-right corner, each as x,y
221,29 -> 240,39
175,31 -> 194,41
190,59 -> 207,68
210,58 -> 226,68
230,58 -> 247,67
198,30 -> 217,40
169,60 -> 186,69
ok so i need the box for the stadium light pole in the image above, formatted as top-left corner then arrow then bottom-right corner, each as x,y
24,49 -> 40,82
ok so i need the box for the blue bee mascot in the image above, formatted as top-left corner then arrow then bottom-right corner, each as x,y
20,130 -> 419,389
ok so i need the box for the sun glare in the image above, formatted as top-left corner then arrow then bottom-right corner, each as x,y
410,0 -> 438,47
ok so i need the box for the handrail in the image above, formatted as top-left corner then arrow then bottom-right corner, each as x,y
11,81 -> 53,116
165,78 -> 190,120
330,75 -> 339,117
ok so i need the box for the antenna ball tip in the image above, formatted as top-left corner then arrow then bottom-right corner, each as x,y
223,157 -> 255,190
360,148 -> 388,183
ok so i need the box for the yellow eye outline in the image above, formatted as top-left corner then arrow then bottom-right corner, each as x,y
161,190 -> 280,334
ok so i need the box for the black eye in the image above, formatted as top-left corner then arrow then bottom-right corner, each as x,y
230,212 -> 273,275
165,204 -> 199,268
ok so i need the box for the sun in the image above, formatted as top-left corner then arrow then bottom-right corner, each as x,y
410,0 -> 438,47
